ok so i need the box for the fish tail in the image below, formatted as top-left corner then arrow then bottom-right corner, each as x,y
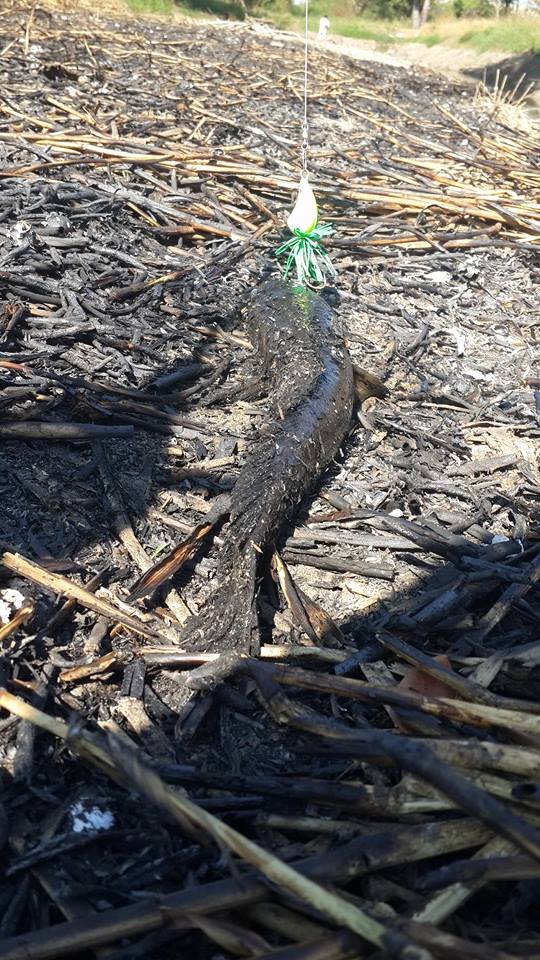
180,543 -> 258,654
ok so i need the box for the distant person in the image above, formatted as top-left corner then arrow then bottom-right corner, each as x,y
317,15 -> 330,40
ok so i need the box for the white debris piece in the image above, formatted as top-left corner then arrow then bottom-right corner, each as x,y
0,589 -> 25,624
491,534 -> 524,551
425,270 -> 452,284
9,221 -> 32,246
69,801 -> 114,834
454,330 -> 466,356
0,602 -> 11,624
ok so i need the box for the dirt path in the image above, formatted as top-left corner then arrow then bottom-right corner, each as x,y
330,34 -> 540,112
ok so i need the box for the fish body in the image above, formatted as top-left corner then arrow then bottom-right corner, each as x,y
182,279 -> 354,653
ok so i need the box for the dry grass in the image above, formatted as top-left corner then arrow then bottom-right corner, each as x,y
0,0 -> 130,13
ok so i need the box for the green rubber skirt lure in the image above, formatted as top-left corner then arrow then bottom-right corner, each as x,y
275,174 -> 336,287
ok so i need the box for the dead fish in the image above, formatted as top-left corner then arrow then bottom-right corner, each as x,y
181,278 -> 354,656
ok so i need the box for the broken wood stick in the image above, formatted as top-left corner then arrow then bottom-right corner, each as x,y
0,688 -> 431,960
0,422 -> 134,440
282,550 -> 394,580
126,495 -> 230,604
0,600 -> 35,645
0,552 -> 174,642
267,662 -> 540,733
0,813 -> 488,960
250,663 -> 540,863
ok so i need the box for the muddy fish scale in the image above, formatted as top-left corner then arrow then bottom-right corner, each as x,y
181,279 -> 354,654
230,280 -> 353,547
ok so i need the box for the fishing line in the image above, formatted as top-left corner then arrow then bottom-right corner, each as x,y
302,0 -> 308,176
274,0 -> 336,288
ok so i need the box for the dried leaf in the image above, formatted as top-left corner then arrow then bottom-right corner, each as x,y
389,656 -> 456,733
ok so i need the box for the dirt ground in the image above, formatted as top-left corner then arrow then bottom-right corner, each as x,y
0,3 -> 540,958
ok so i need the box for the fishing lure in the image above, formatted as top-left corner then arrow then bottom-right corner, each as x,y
275,174 -> 336,287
